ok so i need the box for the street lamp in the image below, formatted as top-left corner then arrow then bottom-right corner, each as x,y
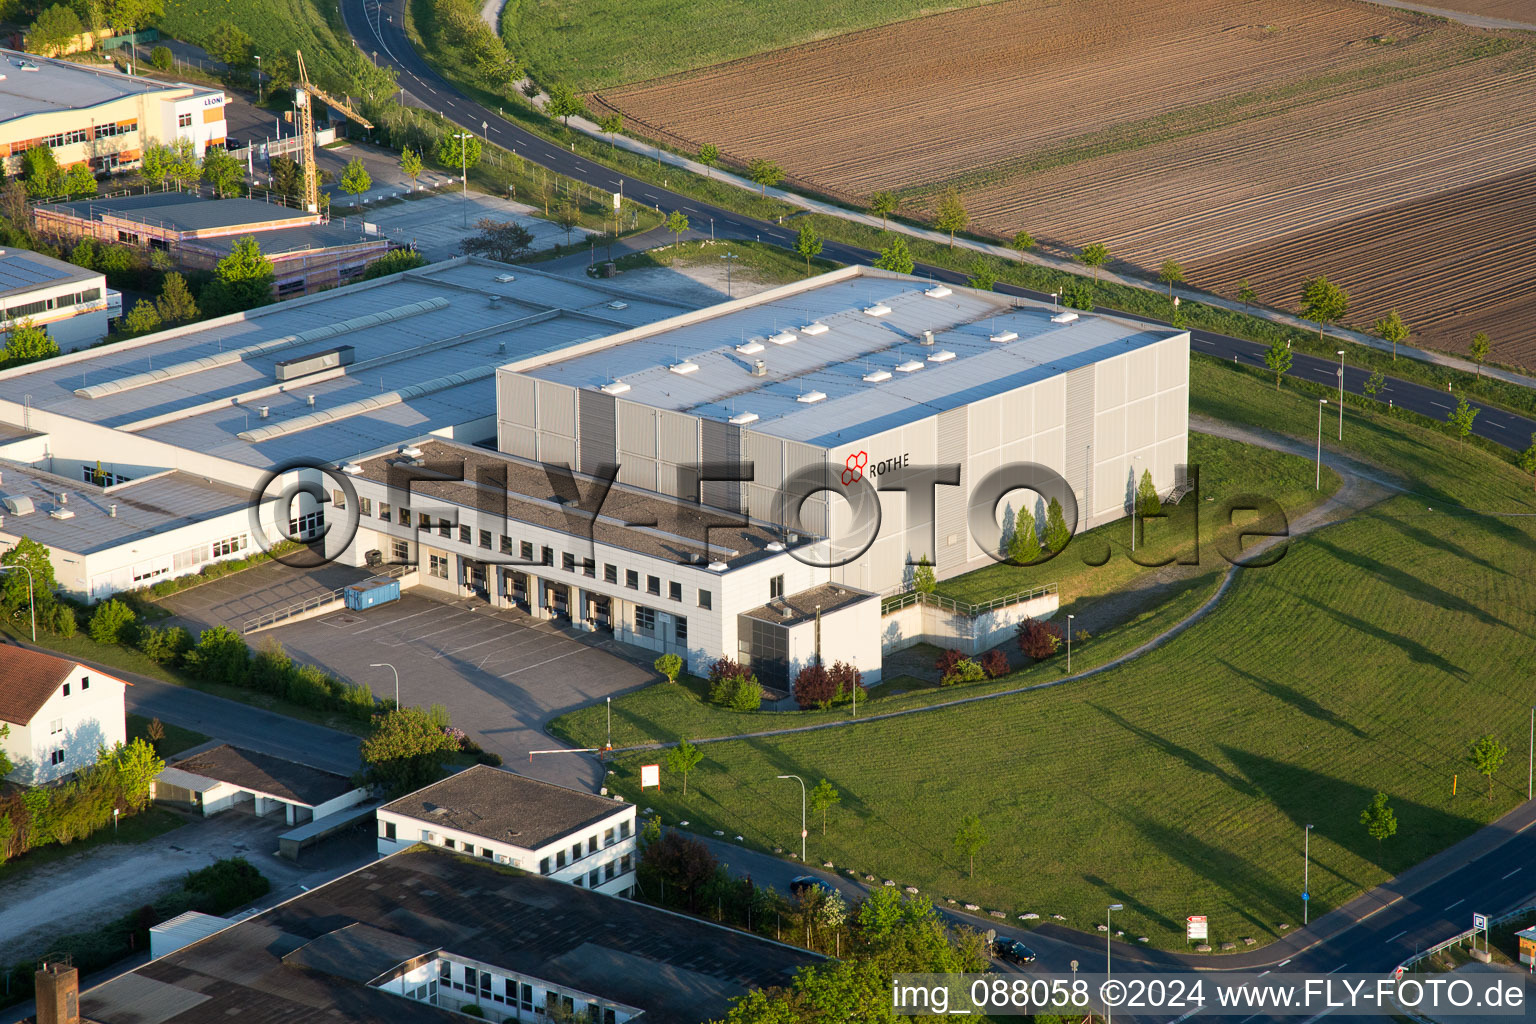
113,807 -> 119,834
721,251 -> 739,298
452,132 -> 473,227
1315,399 -> 1328,490
254,55 -> 262,102
1304,823 -> 1314,925
1336,350 -> 1346,440
776,774 -> 807,864
1066,613 -> 1074,674
1106,903 -> 1124,1024
0,564 -> 36,641
370,662 -> 399,708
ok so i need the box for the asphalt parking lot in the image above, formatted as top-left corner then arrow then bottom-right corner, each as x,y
267,592 -> 651,788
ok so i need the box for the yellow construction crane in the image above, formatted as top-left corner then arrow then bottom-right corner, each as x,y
294,50 -> 374,214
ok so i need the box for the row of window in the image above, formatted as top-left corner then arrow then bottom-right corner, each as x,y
3,287 -> 102,324
438,963 -> 618,1024
15,120 -> 135,154
538,820 -> 633,874
81,465 -> 131,486
42,128 -> 88,148
633,606 -> 688,646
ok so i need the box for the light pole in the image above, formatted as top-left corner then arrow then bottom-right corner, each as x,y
255,55 -> 262,102
721,251 -> 739,298
370,662 -> 399,708
453,132 -> 472,227
1304,823 -> 1314,925
0,564 -> 36,641
113,807 -> 118,834
1336,350 -> 1345,440
1066,613 -> 1074,673
776,774 -> 807,864
606,696 -> 612,751
1315,399 -> 1328,490
1106,903 -> 1124,1024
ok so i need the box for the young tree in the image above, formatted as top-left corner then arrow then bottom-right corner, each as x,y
1469,331 -> 1492,378
747,158 -> 783,196
4,319 -> 59,365
554,198 -> 579,244
697,143 -> 719,174
399,147 -> 423,189
953,813 -> 986,879
145,716 -> 166,752
87,598 -> 136,645
360,707 -> 459,796
1010,230 -> 1035,252
1520,434 -> 1536,494
545,84 -> 586,126
1360,791 -> 1397,849
1044,496 -> 1071,553
1375,309 -> 1409,361
1363,367 -> 1385,399
20,145 -> 63,199
1159,258 -> 1184,298
201,235 -> 273,315
1265,337 -> 1293,389
933,187 -> 968,248
1007,505 -> 1041,565
1077,242 -> 1111,283
0,536 -> 56,610
362,249 -> 427,279
1300,275 -> 1349,340
460,218 -> 535,262
653,652 -> 682,683
1136,468 -> 1160,518
872,235 -> 914,274
150,44 -> 173,71
435,132 -> 482,172
156,272 -> 198,324
209,21 -> 254,66
868,190 -> 898,231
665,209 -> 689,251
1469,734 -> 1507,800
268,155 -> 303,202
664,737 -> 703,795
29,4 -> 83,57
809,778 -> 840,835
338,157 -> 372,198
911,556 -> 935,594
1237,279 -> 1257,310
1447,392 -> 1478,439
200,147 -> 243,198
122,299 -> 161,336
796,222 -> 823,277
63,163 -> 97,199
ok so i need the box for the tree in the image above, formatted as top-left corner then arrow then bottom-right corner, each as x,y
809,778 -> 840,836
0,537 -> 56,611
156,272 -> 198,324
460,218 -> 535,262
208,21 -> 254,67
795,222 -> 823,277
965,256 -> 995,291
20,145 -> 63,199
546,84 -> 585,127
399,147 -> 423,189
697,143 -> 719,172
0,723 -> 10,779
596,112 -> 622,135
1007,505 -> 1041,565
1360,791 -> 1397,848
1519,434 -> 1536,494
868,190 -> 898,230
653,652 -> 682,684
435,132 -> 482,172
1469,331 -> 1492,377
4,319 -> 59,365
87,598 -> 136,645
1447,392 -> 1478,439
1469,734 -> 1507,801
63,163 -> 97,199
107,0 -> 164,33
1060,279 -> 1094,311
872,235 -> 913,274
1375,309 -> 1409,361
145,717 -> 165,752
200,147 -> 243,198
666,209 -> 689,251
360,707 -> 458,796
1077,242 -> 1111,283
911,556 -> 935,594
1300,275 -> 1349,340
122,299 -> 161,337
182,625 -> 248,684
150,45 -> 173,71
269,155 -> 303,202
1136,468 -> 1160,518
143,139 -> 198,189
201,236 -> 273,315
1044,496 -> 1071,553
362,249 -> 427,279
933,187 -> 968,248
953,812 -> 986,878
1159,258 -> 1184,298
339,158 -> 372,197
747,159 -> 783,196
1237,279 -> 1257,309
664,737 -> 703,795
29,5 -> 83,57
1265,337 -> 1293,389
1364,367 -> 1385,399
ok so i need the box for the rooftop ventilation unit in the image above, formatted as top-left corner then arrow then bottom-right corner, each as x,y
488,296 -> 502,309
708,560 -> 729,571
800,322 -> 829,336
797,391 -> 827,404
669,360 -> 699,375
989,330 -> 1019,344
862,369 -> 893,383
274,345 -> 356,382
495,273 -> 516,283
863,303 -> 892,317
919,330 -> 935,346
606,300 -> 628,310
58,492 -> 67,504
766,541 -> 786,552
729,411 -> 759,425
306,394 -> 316,407
341,463 -> 363,475
1051,311 -> 1080,324
49,508 -> 74,520
752,359 -> 767,377
768,331 -> 796,345
258,406 -> 269,419
924,285 -> 953,298
736,340 -> 764,355
399,444 -> 424,458
928,350 -> 957,363
109,504 -> 117,517
895,359 -> 924,374
600,380 -> 631,396
2,495 -> 33,515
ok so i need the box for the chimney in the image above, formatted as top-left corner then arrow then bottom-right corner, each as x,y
752,359 -> 766,377
109,503 -> 117,517
35,961 -> 79,1024
920,329 -> 935,346
306,394 -> 316,407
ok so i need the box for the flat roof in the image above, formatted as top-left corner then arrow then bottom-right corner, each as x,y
741,581 -> 877,627
382,764 -> 629,850
521,266 -> 1186,447
0,246 -> 99,300
38,192 -> 318,234
166,743 -> 357,806
0,48 -> 215,124
82,847 -> 818,1024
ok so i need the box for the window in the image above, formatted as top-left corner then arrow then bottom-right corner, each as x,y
479,530 -> 492,549
459,525 -> 471,544
669,581 -> 682,601
539,857 -> 551,874
429,554 -> 449,579
80,677 -> 88,690
50,749 -> 63,765
479,971 -> 492,996
589,868 -> 601,887
647,575 -> 661,595
521,983 -> 534,1011
332,488 -> 346,511
439,962 -> 451,983
520,541 -> 534,560
625,569 -> 639,590
49,717 -> 62,735
211,535 -> 246,558
399,507 -> 411,526
556,850 -> 566,869
604,563 -> 617,584
588,836 -> 597,856
360,497 -> 372,516
289,510 -> 323,539
675,615 -> 688,646
563,552 -> 576,572
573,875 -> 582,887
603,827 -> 615,847
437,518 -> 451,538
770,574 -> 785,600
115,231 -> 139,246
392,540 -> 409,562
500,535 -> 512,555
583,558 -> 595,578
605,1009 -> 617,1024
177,111 -> 192,128
699,589 -> 713,610
384,820 -> 396,840
380,502 -> 391,521
541,546 -> 554,566
62,683 -> 70,697
417,512 -> 430,530
620,853 -> 633,873
605,860 -> 616,880
481,847 -> 494,859
620,820 -> 631,839
442,838 -> 455,850
635,606 -> 656,636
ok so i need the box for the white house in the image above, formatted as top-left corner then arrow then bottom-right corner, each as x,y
377,765 -> 638,897
0,645 -> 126,784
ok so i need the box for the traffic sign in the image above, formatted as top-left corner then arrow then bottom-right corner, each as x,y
1473,913 -> 1489,931
1394,966 -> 1404,981
1302,892 -> 1310,901
1187,915 -> 1209,941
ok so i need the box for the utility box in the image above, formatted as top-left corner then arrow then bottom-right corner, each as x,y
344,578 -> 400,611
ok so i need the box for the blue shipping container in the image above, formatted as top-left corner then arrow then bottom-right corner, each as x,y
344,578 -> 401,611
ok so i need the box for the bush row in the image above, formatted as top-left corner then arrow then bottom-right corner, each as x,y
0,739 -> 163,863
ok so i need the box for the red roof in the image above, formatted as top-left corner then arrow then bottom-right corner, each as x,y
0,645 -> 123,725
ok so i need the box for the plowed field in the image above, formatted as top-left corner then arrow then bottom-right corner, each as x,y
596,0 -> 1536,361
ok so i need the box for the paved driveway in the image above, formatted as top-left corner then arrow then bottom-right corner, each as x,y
267,593 -> 651,788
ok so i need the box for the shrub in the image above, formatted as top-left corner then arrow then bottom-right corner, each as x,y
1017,618 -> 1065,660
138,625 -> 191,665
475,751 -> 503,766
826,660 -> 865,705
979,649 -> 1011,679
654,652 -> 683,683
934,648 -> 965,677
87,598 -> 136,645
150,45 -> 173,71
793,663 -> 832,709
707,658 -> 748,684
727,676 -> 762,711
48,602 -> 77,638
183,625 -> 250,684
940,658 -> 988,686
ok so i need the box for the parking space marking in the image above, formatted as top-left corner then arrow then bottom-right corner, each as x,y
493,645 -> 596,678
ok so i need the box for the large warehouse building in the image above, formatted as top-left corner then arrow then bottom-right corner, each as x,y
0,257 -> 1187,688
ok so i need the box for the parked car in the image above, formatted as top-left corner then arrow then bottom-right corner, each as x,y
788,875 -> 837,898
992,937 -> 1037,965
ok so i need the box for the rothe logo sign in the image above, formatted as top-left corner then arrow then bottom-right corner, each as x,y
841,451 -> 868,486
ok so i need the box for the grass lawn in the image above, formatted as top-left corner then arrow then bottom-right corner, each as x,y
589,358 -> 1536,950
0,807 -> 186,886
601,238 -> 841,286
127,713 -> 209,759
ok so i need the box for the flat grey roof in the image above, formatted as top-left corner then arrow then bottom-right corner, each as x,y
0,247 -> 99,299
191,221 -> 382,257
742,581 -> 877,627
522,267 -> 1186,447
0,48 -> 214,123
39,192 -> 316,234
382,764 -> 629,850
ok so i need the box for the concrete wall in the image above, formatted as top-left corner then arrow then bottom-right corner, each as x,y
1,663 -> 126,784
780,594 -> 882,686
880,590 -> 1060,656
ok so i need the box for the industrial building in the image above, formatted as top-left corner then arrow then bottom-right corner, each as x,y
0,49 -> 226,176
0,246 -> 111,348
151,742 -> 368,825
